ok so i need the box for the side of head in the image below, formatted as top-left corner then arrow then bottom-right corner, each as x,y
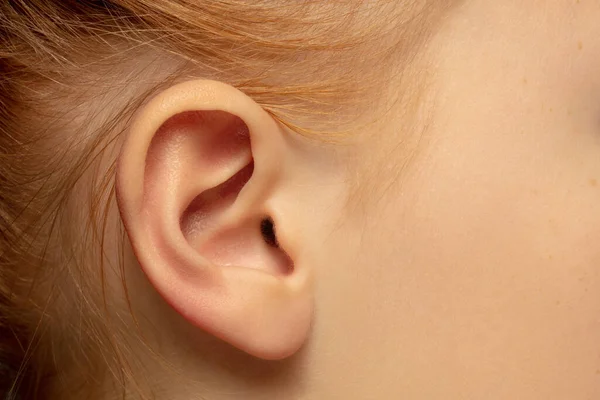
0,1 -> 449,398
4,1 -> 600,400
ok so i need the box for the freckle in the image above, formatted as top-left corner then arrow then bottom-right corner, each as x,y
522,77 -> 528,85
549,107 -> 553,113
590,178 -> 597,187
578,41 -> 583,50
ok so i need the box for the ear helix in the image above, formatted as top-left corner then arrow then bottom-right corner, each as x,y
116,80 -> 314,359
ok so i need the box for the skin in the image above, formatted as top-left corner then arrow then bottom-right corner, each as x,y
76,1 -> 600,399
304,1 -> 600,398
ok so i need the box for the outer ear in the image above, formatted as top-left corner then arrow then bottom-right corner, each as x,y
115,80 -> 313,360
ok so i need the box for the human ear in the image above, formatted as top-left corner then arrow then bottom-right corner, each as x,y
115,80 -> 313,360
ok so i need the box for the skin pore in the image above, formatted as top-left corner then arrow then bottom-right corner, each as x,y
31,0 -> 600,399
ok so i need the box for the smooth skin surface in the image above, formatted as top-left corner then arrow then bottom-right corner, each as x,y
110,1 -> 600,399
302,1 -> 600,398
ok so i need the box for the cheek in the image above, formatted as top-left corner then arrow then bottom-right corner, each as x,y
312,123 -> 600,397
392,128 -> 600,395
310,7 -> 600,397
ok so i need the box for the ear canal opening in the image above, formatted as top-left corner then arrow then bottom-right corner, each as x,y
260,217 -> 279,248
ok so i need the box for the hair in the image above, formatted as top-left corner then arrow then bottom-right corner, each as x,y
0,1 -> 448,398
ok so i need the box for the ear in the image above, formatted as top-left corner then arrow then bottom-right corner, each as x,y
115,80 -> 313,360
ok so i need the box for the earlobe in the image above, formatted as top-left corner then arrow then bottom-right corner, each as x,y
115,80 -> 313,360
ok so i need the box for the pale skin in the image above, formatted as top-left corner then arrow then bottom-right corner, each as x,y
88,1 -> 600,398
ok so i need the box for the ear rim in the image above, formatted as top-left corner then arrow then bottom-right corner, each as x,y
116,80 -> 279,224
115,80 -> 314,360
